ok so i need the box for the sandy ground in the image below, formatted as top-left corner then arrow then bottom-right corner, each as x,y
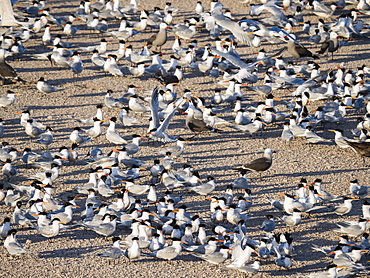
1,0 -> 370,277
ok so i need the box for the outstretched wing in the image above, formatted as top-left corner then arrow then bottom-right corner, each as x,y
157,98 -> 185,133
212,5 -> 252,46
150,87 -> 160,129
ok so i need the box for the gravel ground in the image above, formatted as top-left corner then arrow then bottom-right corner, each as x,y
1,0 -> 370,277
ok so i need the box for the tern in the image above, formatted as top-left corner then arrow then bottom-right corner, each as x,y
4,229 -> 29,256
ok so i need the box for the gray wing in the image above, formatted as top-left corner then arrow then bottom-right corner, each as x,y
212,5 -> 252,46
270,26 -> 304,48
157,98 -> 184,133
210,46 -> 287,71
100,247 -> 122,259
209,47 -> 249,69
150,87 -> 160,129
254,47 -> 287,66
291,69 -> 332,96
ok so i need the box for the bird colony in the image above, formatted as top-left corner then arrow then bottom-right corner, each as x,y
1,0 -> 370,277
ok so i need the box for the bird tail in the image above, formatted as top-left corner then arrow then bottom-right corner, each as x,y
311,244 -> 329,254
233,167 -> 248,172
15,76 -> 26,84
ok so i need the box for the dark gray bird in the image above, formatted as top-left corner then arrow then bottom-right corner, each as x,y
0,49 -> 19,84
233,148 -> 275,175
346,140 -> 370,164
318,31 -> 340,60
147,23 -> 169,52
185,107 -> 218,134
286,37 -> 318,63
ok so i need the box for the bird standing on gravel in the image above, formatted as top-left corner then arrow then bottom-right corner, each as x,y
104,55 -> 123,77
98,237 -> 123,260
345,179 -> 370,198
88,214 -> 117,237
83,117 -> 104,139
233,148 -> 275,177
35,77 -> 58,93
4,229 -> 29,256
303,126 -> 330,144
123,237 -> 141,261
0,90 -> 19,107
147,22 -> 169,52
0,49 -> 20,84
3,159 -> 18,181
37,218 -> 65,238
319,31 -> 340,60
105,117 -> 127,145
69,127 -> 90,145
158,137 -> 190,158
148,238 -> 186,261
332,197 -> 359,216
286,36 -> 318,64
190,176 -> 216,196
38,126 -> 53,148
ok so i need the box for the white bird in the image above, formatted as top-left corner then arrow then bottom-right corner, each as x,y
25,119 -> 46,137
147,88 -> 184,143
104,54 -> 123,77
88,214 -> 117,237
4,229 -> 29,256
12,201 -> 35,226
124,179 -> 150,195
127,95 -> 151,114
282,209 -> 304,226
69,127 -> 90,145
123,237 -> 141,261
191,176 -> 216,196
3,159 -> 18,181
333,218 -> 370,237
345,179 -> 370,198
18,110 -> 46,129
42,24 -> 52,45
157,137 -> 190,158
304,126 -> 330,144
149,238 -> 186,261
91,49 -> 105,67
0,90 -> 19,107
119,107 -> 141,126
69,51 -> 83,75
35,77 -> 58,93
77,104 -> 104,125
281,122 -> 294,141
83,117 -> 104,139
50,202 -> 78,224
104,90 -> 124,108
105,117 -> 128,145
38,127 -> 53,148
125,134 -> 146,155
37,218 -> 65,238
0,217 -> 11,238
63,21 -> 79,36
98,236 -> 123,260
211,4 -> 252,45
